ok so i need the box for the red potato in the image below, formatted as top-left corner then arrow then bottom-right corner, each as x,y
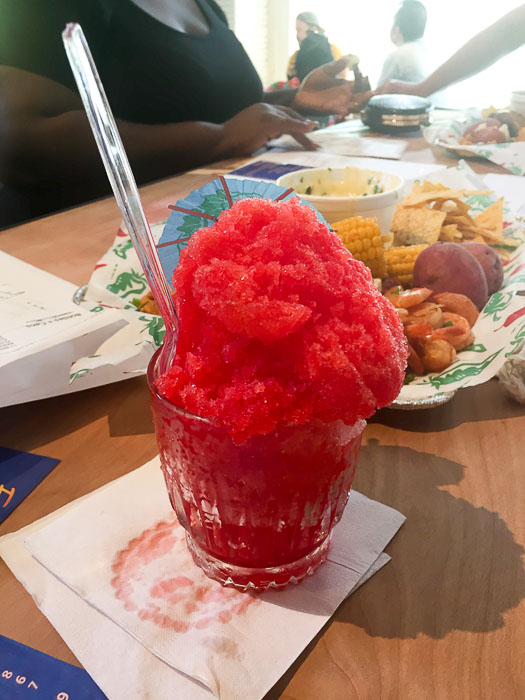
461,241 -> 504,295
464,118 -> 509,143
413,242 -> 488,310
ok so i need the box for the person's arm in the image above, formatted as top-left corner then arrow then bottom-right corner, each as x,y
0,67 -> 317,195
378,4 -> 525,96
290,58 -> 373,116
263,89 -> 299,107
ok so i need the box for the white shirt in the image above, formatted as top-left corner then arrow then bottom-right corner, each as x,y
377,40 -> 428,88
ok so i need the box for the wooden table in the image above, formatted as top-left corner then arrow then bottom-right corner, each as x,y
1,138 -> 524,700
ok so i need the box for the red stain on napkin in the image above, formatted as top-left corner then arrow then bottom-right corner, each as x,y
111,516 -> 258,633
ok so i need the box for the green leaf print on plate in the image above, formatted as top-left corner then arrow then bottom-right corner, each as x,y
139,315 -> 165,347
482,292 -> 513,322
467,343 -> 487,353
426,350 -> 502,389
506,321 -> 525,357
112,239 -> 134,260
107,269 -> 147,298
476,149 -> 495,160
70,368 -> 91,381
464,194 -> 494,210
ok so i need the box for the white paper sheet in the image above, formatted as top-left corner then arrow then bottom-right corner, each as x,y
0,457 -> 405,700
0,252 -> 129,406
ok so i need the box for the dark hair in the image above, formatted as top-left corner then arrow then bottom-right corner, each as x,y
394,1 -> 427,41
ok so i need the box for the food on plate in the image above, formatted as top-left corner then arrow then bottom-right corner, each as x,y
461,241 -> 504,295
391,206 -> 446,246
474,197 -> 503,237
155,196 -> 407,444
391,181 -> 519,258
432,292 -> 479,328
132,179 -> 515,388
413,242 -> 489,310
488,110 -> 525,137
460,110 -> 525,144
421,339 -> 456,374
331,215 -> 391,278
391,182 -> 493,246
384,243 -> 428,285
137,291 -> 160,315
386,287 -> 476,375
460,118 -> 510,144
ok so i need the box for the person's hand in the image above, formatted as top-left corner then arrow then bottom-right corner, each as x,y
293,58 -> 373,116
220,103 -> 319,155
376,79 -> 424,96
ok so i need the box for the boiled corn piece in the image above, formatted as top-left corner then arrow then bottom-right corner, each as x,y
332,216 -> 387,278
384,244 -> 428,285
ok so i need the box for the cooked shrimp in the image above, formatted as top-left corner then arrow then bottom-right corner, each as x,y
385,286 -> 433,309
431,312 -> 473,351
405,301 -> 443,329
407,342 -> 425,375
404,322 -> 432,354
395,308 -> 409,323
422,339 -> 457,373
432,293 -> 479,328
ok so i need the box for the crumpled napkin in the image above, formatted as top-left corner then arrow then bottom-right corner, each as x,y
0,457 -> 405,700
498,339 -> 525,403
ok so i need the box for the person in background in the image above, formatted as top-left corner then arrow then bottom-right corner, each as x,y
377,1 -> 428,89
0,0 -> 363,227
377,3 -> 525,98
287,12 -> 344,82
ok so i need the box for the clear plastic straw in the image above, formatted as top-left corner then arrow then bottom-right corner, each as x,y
62,23 -> 178,361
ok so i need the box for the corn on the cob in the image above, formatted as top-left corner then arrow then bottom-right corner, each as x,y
332,216 -> 387,278
384,244 -> 428,286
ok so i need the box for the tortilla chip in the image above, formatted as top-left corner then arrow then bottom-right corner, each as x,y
439,224 -> 462,242
402,189 -> 491,208
474,226 -> 507,244
501,237 -> 521,248
391,207 -> 446,245
474,198 -> 503,237
444,213 -> 477,230
411,181 -> 450,195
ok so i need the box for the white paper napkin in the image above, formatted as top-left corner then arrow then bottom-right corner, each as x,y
0,252 -> 126,406
268,120 -> 408,160
0,457 -> 404,700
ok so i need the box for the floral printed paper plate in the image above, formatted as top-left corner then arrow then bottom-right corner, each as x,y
424,115 -> 525,176
70,164 -> 525,410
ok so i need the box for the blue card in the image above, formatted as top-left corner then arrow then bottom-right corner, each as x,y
0,448 -> 60,524
0,635 -> 107,698
229,160 -> 312,181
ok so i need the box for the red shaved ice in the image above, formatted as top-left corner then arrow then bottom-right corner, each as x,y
156,197 -> 407,443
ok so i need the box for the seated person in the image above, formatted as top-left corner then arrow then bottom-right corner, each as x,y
287,12 -> 343,81
0,0 -> 361,227
377,4 -> 525,99
377,1 -> 428,88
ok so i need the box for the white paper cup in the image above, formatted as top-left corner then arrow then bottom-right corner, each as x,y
510,91 -> 525,118
277,167 -> 404,232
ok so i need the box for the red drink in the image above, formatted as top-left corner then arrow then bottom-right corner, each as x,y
149,349 -> 365,591
152,196 -> 406,590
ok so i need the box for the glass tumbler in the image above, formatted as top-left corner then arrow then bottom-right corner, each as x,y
148,348 -> 365,591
